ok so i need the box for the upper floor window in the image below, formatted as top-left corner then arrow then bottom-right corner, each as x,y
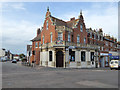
50,33 -> 53,43
46,21 -> 48,30
110,43 -> 113,47
77,35 -> 80,43
43,36 -> 45,44
84,37 -> 86,44
90,32 -> 92,38
68,33 -> 71,42
101,36 -> 103,41
39,42 -> 41,47
106,41 -> 108,46
94,34 -> 96,39
35,42 -> 38,48
98,35 -> 100,40
80,24 -> 83,32
58,32 -> 63,40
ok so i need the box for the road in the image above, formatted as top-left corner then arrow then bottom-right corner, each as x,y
2,61 -> 119,88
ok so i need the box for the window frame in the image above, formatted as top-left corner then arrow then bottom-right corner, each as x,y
58,32 -> 63,40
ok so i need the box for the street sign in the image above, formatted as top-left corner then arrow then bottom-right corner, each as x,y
100,53 -> 108,56
108,53 -> 112,56
69,46 -> 76,49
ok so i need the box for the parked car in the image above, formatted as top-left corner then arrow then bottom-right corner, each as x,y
110,60 -> 120,70
12,59 -> 17,63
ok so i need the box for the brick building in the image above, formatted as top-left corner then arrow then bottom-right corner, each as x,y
30,7 -> 119,68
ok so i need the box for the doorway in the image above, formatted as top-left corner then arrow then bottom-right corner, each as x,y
56,51 -> 64,67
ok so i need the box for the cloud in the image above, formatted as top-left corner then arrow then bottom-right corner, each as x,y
60,2 -> 118,40
2,19 -> 39,54
2,2 -> 26,12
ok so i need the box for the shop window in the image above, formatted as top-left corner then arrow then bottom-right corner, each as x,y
81,51 -> 86,61
91,52 -> 94,61
69,49 -> 75,62
49,51 -> 52,61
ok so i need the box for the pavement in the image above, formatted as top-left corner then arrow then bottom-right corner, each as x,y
2,61 -> 119,88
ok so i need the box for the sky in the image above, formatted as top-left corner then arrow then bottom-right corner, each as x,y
0,2 -> 118,55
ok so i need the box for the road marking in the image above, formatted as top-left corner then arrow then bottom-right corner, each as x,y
76,80 -> 118,88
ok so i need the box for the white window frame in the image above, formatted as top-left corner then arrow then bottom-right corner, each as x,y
58,32 -> 63,40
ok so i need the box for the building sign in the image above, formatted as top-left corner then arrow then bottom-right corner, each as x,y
56,40 -> 63,44
108,53 -> 112,56
100,53 -> 108,56
69,46 -> 76,49
110,56 -> 119,60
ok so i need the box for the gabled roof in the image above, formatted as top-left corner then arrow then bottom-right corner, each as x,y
66,19 -> 79,28
51,16 -> 67,26
31,34 -> 41,41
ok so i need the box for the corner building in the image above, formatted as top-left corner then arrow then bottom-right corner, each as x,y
31,7 -> 118,68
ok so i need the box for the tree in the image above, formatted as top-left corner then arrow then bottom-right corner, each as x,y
19,54 -> 25,59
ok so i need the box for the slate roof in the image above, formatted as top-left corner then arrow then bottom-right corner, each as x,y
31,15 -> 80,42
31,34 -> 41,41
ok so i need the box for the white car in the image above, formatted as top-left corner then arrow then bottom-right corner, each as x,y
109,60 -> 120,70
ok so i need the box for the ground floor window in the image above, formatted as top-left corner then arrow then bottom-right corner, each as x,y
81,51 -> 85,61
105,57 -> 109,66
91,52 -> 94,61
69,49 -> 75,62
49,51 -> 52,61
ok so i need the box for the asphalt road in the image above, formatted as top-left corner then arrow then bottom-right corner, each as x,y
2,61 -> 119,88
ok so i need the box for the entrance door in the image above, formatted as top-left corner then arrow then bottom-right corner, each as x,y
56,51 -> 64,67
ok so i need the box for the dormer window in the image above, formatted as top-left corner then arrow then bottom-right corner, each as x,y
46,21 -> 48,30
80,24 -> 83,32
